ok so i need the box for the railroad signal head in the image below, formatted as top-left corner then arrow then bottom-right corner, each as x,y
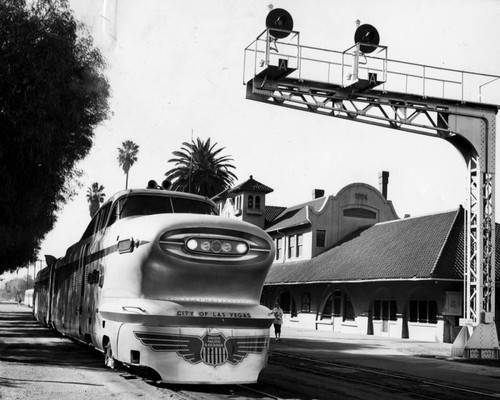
354,24 -> 380,54
265,8 -> 293,39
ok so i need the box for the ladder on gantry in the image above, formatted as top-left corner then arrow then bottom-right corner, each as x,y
243,23 -> 500,358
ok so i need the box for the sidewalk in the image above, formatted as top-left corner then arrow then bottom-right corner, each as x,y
282,326 -> 453,357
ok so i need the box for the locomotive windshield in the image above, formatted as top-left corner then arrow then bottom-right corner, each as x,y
80,193 -> 218,240
119,195 -> 217,218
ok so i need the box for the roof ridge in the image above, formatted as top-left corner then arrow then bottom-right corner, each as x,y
280,197 -> 325,213
375,207 -> 460,226
430,207 -> 462,276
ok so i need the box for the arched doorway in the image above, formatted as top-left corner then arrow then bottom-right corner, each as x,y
319,290 -> 355,332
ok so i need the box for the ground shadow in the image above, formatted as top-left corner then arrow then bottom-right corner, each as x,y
0,303 -> 104,371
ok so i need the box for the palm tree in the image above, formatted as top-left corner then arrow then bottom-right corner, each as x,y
86,182 -> 106,217
165,137 -> 237,198
117,140 -> 139,189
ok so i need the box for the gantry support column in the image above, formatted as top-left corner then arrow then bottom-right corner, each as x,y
246,76 -> 499,357
449,111 -> 499,358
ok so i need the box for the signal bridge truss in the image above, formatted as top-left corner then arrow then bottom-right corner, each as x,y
243,28 -> 500,357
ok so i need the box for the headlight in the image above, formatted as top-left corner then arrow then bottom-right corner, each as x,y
184,237 -> 249,256
186,239 -> 198,250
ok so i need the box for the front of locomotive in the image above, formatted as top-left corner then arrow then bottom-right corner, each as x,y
98,190 -> 275,384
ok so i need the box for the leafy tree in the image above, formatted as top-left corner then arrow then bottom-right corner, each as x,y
86,182 -> 106,217
0,0 -> 110,273
165,138 -> 237,198
117,140 -> 139,189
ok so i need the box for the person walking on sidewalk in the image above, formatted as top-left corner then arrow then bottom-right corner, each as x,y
270,302 -> 284,340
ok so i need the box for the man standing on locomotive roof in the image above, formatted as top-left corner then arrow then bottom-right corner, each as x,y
270,302 -> 284,340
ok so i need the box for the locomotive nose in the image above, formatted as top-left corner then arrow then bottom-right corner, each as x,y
144,219 -> 275,304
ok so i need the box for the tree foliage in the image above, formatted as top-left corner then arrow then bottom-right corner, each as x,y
165,138 -> 237,198
117,140 -> 139,189
0,0 -> 110,273
86,182 -> 106,217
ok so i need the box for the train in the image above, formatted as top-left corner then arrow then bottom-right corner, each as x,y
33,188 -> 275,384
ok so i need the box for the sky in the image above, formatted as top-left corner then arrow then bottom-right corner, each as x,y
27,0 -> 500,268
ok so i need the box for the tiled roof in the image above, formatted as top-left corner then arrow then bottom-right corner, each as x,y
266,197 -> 326,232
266,208 -> 309,231
211,176 -> 273,202
265,207 -> 500,284
230,176 -> 273,194
264,206 -> 287,227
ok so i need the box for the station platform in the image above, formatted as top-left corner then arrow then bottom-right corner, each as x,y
273,326 -> 454,358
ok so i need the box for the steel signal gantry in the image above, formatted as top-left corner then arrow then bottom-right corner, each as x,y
243,17 -> 500,358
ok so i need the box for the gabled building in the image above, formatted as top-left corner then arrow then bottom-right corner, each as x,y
212,174 -> 500,343
263,207 -> 486,343
266,181 -> 399,262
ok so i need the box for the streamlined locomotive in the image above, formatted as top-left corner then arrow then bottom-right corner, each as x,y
33,188 -> 275,384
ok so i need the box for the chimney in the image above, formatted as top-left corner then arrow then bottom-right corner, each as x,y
379,171 -> 389,199
312,189 -> 325,199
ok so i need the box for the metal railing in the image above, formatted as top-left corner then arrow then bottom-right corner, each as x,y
244,29 -> 500,105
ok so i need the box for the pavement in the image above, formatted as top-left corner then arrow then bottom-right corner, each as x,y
2,302 -> 500,397
268,326 -> 500,395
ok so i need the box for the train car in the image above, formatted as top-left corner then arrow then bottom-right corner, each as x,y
34,188 -> 275,384
33,266 -> 52,323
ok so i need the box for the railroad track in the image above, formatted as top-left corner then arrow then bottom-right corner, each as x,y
268,351 -> 500,400
116,350 -> 500,399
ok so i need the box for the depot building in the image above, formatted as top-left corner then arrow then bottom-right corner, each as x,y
212,173 -> 500,343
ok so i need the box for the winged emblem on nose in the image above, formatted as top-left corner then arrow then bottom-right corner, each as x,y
134,331 -> 269,367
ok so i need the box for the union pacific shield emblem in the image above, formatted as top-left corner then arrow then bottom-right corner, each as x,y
134,330 -> 269,367
200,332 -> 228,366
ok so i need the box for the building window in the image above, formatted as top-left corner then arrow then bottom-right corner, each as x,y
286,234 -> 302,259
316,230 -> 326,247
288,235 -> 296,258
301,293 -> 311,313
276,237 -> 282,260
296,234 -> 303,257
255,195 -> 261,209
343,208 -> 376,219
409,300 -> 437,324
248,195 -> 253,209
373,300 -> 397,321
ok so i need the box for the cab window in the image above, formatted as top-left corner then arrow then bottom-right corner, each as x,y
81,214 -> 99,240
120,195 -> 173,218
107,199 -> 123,227
96,203 -> 112,231
171,197 -> 217,215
